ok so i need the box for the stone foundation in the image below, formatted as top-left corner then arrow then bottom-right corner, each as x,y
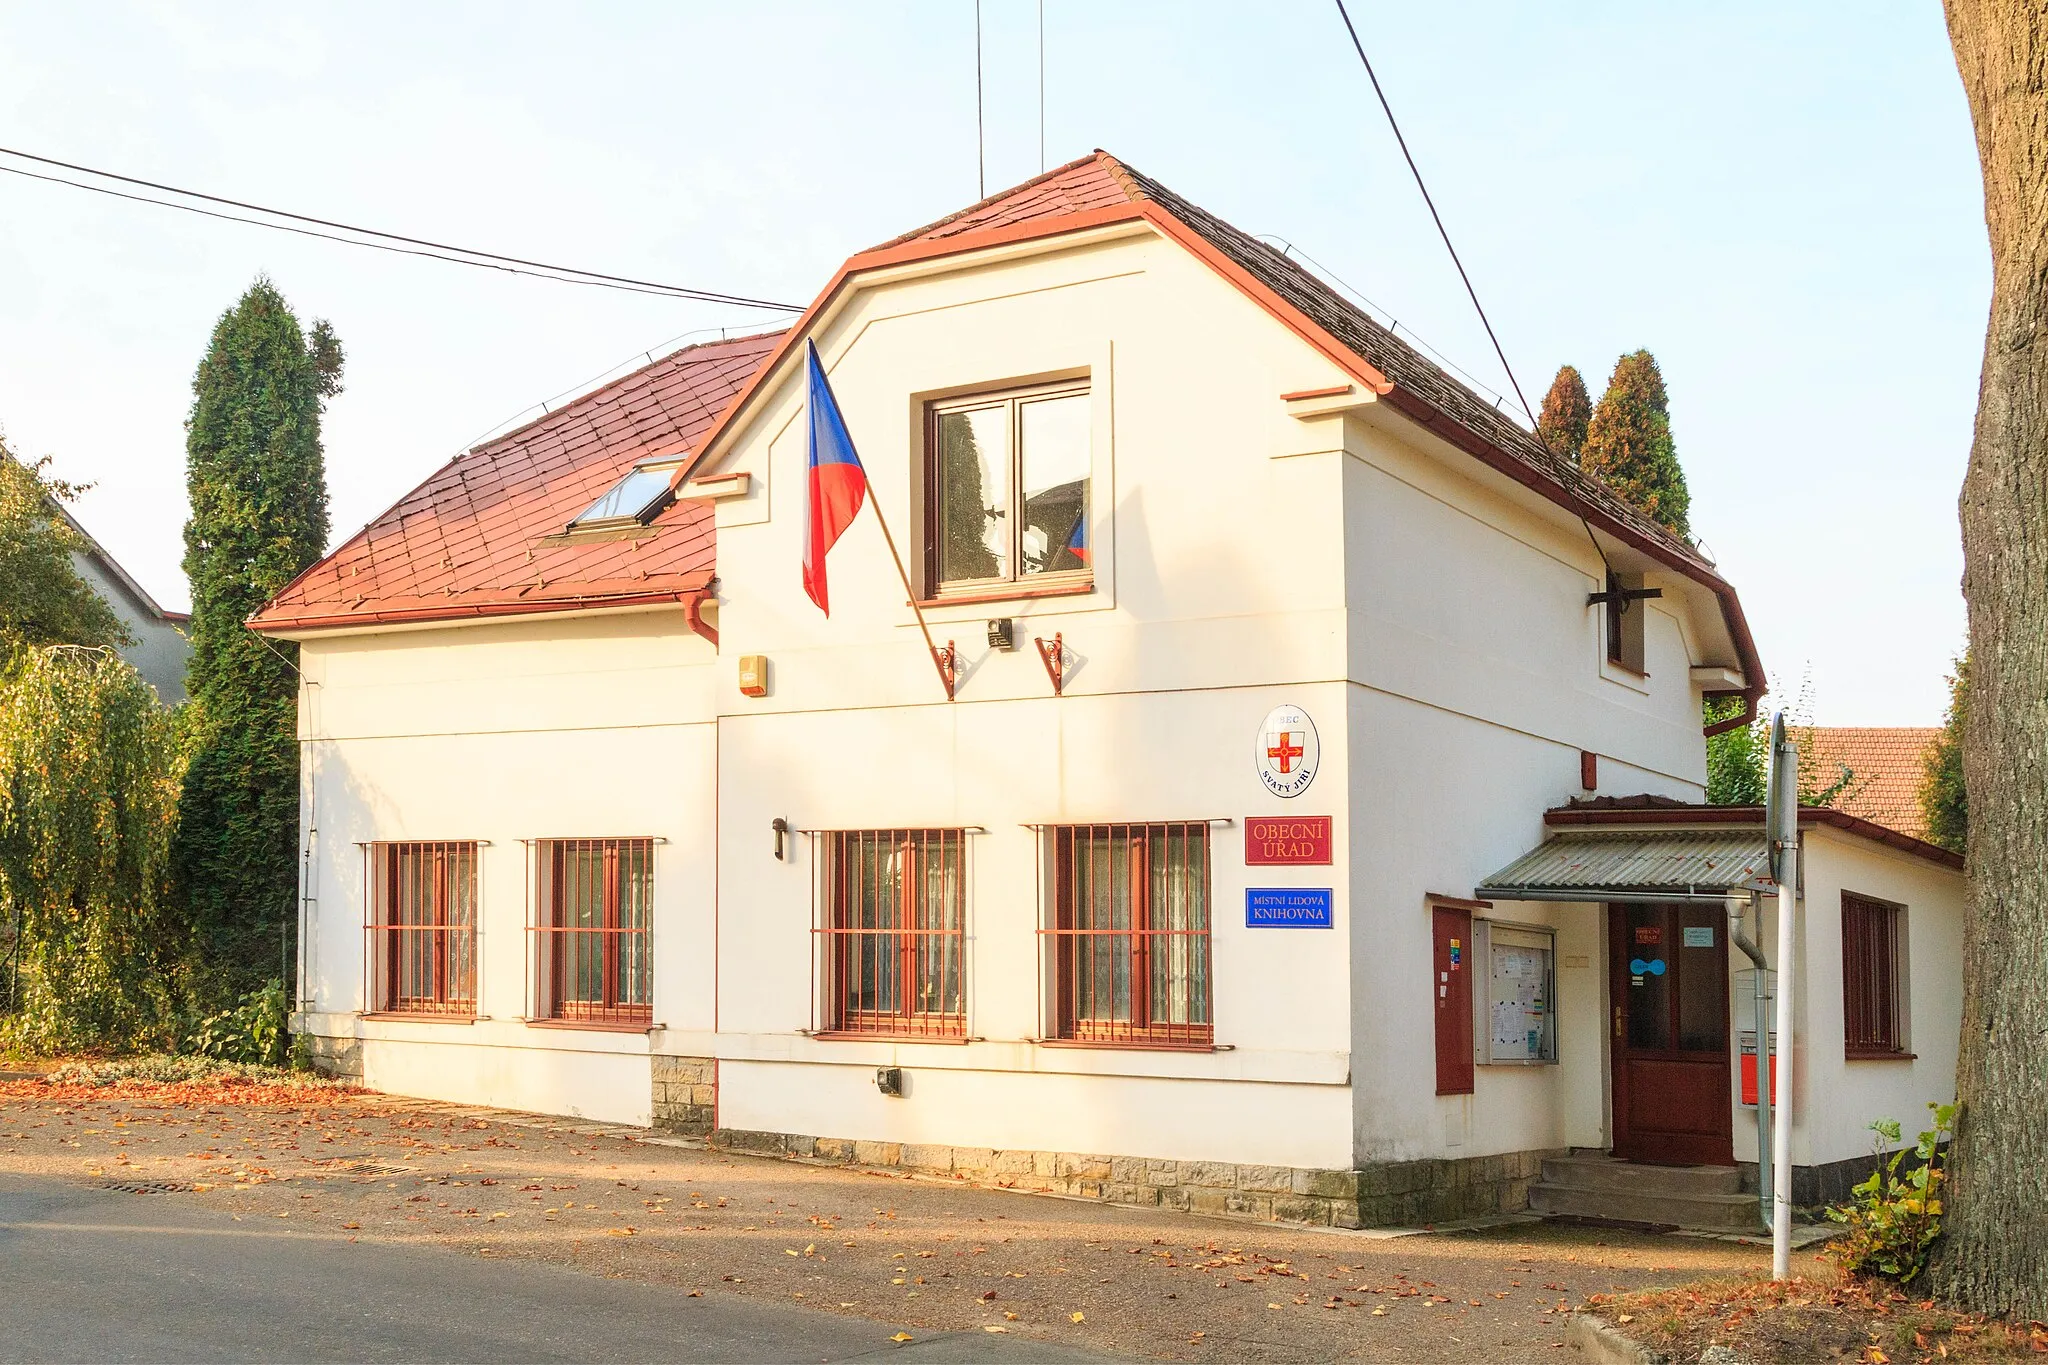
709,1127 -> 1553,1229
651,1056 -> 717,1136
300,1034 -> 363,1082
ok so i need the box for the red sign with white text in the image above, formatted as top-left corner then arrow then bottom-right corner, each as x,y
1244,816 -> 1333,866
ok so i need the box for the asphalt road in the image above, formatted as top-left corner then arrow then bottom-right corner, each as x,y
0,1172 -> 1124,1365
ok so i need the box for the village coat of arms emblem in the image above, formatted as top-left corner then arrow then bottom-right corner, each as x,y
1255,703 -> 1320,798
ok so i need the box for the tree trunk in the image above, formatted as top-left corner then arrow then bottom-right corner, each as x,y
1933,0 -> 2048,1319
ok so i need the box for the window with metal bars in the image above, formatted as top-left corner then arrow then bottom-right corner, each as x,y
1842,892 -> 1908,1057
365,842 -> 478,1016
1044,823 -> 1211,1048
816,830 -> 967,1039
533,839 -> 653,1027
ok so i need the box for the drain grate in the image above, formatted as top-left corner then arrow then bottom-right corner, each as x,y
98,1179 -> 194,1195
305,1159 -> 415,1177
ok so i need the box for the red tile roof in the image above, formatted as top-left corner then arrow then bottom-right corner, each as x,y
1802,727 -> 1941,840
257,146 -> 1762,711
873,153 -> 1139,249
252,330 -> 783,633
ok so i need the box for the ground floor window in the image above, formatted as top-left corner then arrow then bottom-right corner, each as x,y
366,841 -> 478,1016
817,829 -> 967,1038
533,838 -> 653,1026
1046,822 -> 1211,1047
1842,892 -> 1908,1057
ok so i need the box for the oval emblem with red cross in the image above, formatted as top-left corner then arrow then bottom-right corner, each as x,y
1255,703 -> 1320,799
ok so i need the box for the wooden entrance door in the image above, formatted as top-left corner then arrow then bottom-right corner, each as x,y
1608,903 -> 1733,1165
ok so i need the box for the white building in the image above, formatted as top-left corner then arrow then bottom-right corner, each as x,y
56,503 -> 190,704
256,153 -> 1963,1229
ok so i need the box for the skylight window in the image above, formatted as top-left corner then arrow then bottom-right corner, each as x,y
569,463 -> 676,530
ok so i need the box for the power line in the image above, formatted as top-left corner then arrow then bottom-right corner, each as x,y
1329,1 -> 1535,427
0,144 -> 802,311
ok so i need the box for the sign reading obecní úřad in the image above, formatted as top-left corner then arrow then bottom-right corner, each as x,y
1244,815 -> 1332,865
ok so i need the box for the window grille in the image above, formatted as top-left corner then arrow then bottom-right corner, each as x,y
364,842 -> 478,1016
1842,892 -> 1906,1056
1040,823 -> 1212,1048
531,838 -> 654,1027
813,830 -> 968,1039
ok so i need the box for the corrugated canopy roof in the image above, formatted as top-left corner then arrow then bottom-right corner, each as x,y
1480,831 -> 1770,901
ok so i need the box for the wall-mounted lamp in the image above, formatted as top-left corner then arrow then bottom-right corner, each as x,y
986,618 -> 1016,651
771,817 -> 789,861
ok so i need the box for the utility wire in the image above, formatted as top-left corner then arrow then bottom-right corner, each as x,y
1329,1 -> 1535,428
0,144 -> 802,311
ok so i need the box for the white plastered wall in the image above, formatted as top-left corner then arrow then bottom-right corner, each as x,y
295,609 -> 718,1126
1334,393 -> 1718,1166
1744,827 -> 1963,1170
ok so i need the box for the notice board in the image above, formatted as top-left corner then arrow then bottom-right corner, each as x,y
1475,920 -> 1557,1065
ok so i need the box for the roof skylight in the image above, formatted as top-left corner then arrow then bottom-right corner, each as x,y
569,463 -> 676,530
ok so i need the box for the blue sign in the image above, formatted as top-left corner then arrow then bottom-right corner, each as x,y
1628,958 -> 1668,977
1246,887 -> 1333,928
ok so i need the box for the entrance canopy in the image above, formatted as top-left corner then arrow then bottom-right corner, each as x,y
1479,830 -> 1769,904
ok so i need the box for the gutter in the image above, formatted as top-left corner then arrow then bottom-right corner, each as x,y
248,584 -> 712,635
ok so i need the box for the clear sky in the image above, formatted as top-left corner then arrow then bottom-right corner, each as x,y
0,2 -> 1983,723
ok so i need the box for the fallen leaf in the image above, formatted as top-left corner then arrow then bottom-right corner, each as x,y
890,1333 -> 913,1344
1070,1311 -> 1085,1324
983,1325 -> 1007,1333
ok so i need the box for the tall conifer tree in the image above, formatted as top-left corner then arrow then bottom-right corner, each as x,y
1582,350 -> 1691,537
173,279 -> 341,993
1537,364 -> 1592,460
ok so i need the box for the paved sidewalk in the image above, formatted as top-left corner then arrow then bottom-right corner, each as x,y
0,1083 -> 1801,1362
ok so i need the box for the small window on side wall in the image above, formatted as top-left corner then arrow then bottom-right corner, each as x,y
1604,572 -> 1647,674
1842,893 -> 1909,1058
926,382 -> 1090,598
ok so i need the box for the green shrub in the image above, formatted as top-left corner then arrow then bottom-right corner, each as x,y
186,979 -> 288,1067
47,1053 -> 338,1089
1827,1102 -> 1956,1284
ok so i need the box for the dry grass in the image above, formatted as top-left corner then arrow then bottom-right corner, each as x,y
1588,1271 -> 2048,1363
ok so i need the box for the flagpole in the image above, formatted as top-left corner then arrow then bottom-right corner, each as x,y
862,495 -> 956,701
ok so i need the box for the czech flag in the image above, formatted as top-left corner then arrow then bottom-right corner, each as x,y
802,338 -> 869,615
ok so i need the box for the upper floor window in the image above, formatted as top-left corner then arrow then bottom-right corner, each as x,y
367,841 -> 478,1017
533,838 -> 654,1027
1045,822 -> 1212,1048
925,382 -> 1090,597
1842,892 -> 1909,1058
818,829 -> 968,1039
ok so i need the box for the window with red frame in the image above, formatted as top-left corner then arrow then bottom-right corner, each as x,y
534,838 -> 653,1026
1842,892 -> 1908,1057
819,830 -> 967,1038
1047,823 -> 1211,1047
366,842 -> 478,1016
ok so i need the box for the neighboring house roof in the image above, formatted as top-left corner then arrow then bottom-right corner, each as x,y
252,150 -> 1765,719
252,329 -> 782,633
1802,727 -> 1941,841
51,502 -> 188,624
1543,793 -> 1962,871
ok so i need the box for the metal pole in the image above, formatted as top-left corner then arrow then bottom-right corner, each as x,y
1769,714 -> 1799,1278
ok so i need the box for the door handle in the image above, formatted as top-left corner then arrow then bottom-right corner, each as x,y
1613,1004 -> 1623,1040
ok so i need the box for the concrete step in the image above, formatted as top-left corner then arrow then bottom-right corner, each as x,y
1530,1180 -> 1765,1233
1539,1154 -> 1743,1198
